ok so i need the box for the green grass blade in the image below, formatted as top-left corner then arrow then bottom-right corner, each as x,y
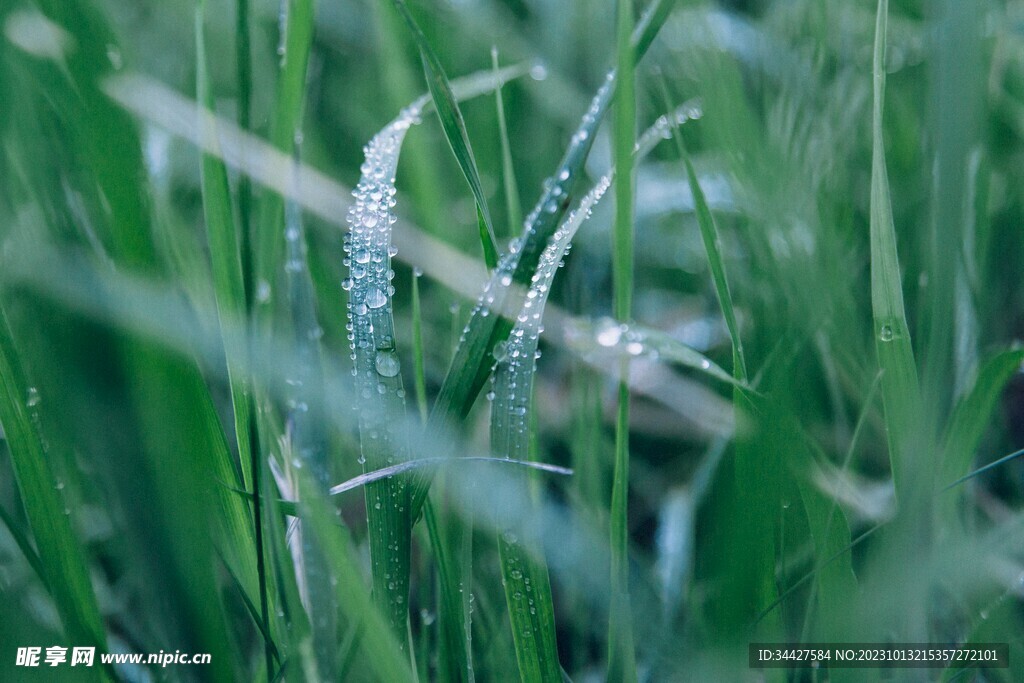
252,0 -> 315,314
345,104 -> 422,647
489,175 -> 612,683
608,0 -> 637,678
491,46 -> 523,239
196,0 -> 254,495
870,0 -> 925,504
668,123 -> 746,381
392,0 -> 500,268
410,0 -> 680,521
0,307 -> 108,665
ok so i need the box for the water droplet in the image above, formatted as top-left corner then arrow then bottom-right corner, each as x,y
493,340 -> 509,362
879,325 -> 894,342
256,280 -> 271,303
26,387 -> 40,407
529,63 -> 548,81
362,214 -> 378,228
375,350 -> 401,378
353,249 -> 370,264
366,288 -> 387,309
596,320 -> 622,347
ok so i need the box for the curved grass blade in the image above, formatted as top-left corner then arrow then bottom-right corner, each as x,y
392,0 -> 499,269
563,317 -> 737,387
330,458 -> 572,496
0,306 -> 108,670
344,99 -> 425,645
490,172 -> 612,682
411,0 -> 680,520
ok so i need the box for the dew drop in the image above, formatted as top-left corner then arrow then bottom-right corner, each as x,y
366,288 -> 387,309
375,350 -> 401,378
26,387 -> 40,407
879,325 -> 894,342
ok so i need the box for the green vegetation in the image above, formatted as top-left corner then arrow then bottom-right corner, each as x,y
2,0 -> 1023,681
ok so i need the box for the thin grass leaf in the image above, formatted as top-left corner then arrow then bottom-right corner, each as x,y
410,1 -> 681,520
492,46 -> 523,239
0,306 -> 107,668
664,103 -> 746,380
392,0 -> 499,269
944,447 -> 1024,491
329,458 -> 572,496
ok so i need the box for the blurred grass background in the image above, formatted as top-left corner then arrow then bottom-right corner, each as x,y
1,0 -> 1024,680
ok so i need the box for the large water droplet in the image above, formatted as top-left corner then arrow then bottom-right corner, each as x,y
879,325 -> 894,342
375,350 -> 401,378
366,288 -> 387,309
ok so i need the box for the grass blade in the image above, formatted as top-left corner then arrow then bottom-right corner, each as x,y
410,0 -> 680,520
252,0 -> 315,314
392,0 -> 500,269
490,174 -> 612,683
0,306 -> 108,667
870,0 -> 925,501
608,0 -> 637,678
492,46 -> 523,239
345,100 -> 424,645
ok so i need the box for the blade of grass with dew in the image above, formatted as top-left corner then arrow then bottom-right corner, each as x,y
196,8 -> 277,674
344,99 -> 425,646
870,0 -> 928,516
0,306 -> 108,673
252,0 -> 315,316
409,0 -> 679,522
564,317 -> 737,387
492,46 -> 522,239
490,174 -> 612,682
392,0 -> 499,269
608,0 -> 636,678
867,3 -> 931,645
